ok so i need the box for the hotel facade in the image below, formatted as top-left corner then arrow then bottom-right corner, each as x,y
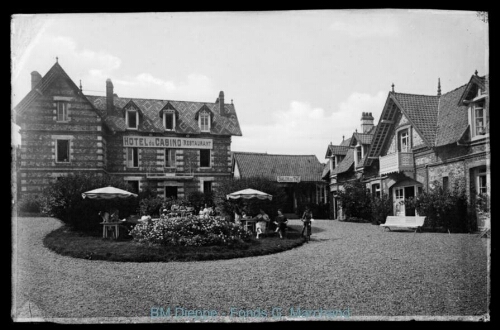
14,61 -> 242,200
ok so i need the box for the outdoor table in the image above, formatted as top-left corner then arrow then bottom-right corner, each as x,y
241,218 -> 258,232
100,221 -> 123,239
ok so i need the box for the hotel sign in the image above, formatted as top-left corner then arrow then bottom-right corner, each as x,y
123,136 -> 213,149
277,176 -> 301,183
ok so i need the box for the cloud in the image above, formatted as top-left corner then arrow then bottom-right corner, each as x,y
107,72 -> 215,101
231,91 -> 388,162
329,14 -> 399,38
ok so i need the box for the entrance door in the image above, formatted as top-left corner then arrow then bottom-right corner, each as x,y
404,186 -> 416,216
393,187 -> 405,216
393,185 -> 417,216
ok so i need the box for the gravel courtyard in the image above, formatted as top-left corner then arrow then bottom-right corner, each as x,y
13,217 -> 489,323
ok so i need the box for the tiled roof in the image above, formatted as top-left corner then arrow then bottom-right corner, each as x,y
86,95 -> 242,136
327,145 -> 350,156
352,132 -> 374,145
14,62 -> 98,118
232,152 -> 324,182
322,159 -> 331,179
331,148 -> 354,175
340,138 -> 351,146
393,93 -> 440,146
435,85 -> 469,147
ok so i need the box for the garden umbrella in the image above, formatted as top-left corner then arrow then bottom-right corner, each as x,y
226,188 -> 272,201
81,186 -> 138,200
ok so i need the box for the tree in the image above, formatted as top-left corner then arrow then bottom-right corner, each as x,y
336,180 -> 372,221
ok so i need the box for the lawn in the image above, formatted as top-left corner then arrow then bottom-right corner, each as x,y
43,225 -> 305,262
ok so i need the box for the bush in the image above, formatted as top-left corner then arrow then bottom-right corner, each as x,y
38,173 -> 139,233
138,195 -> 164,217
212,177 -> 288,220
187,191 -> 213,214
129,215 -> 253,247
371,193 -> 392,225
405,179 -> 475,233
18,194 -> 42,213
336,181 -> 372,221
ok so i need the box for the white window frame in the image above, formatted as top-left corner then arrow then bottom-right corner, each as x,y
471,104 -> 487,138
127,147 -> 139,168
398,128 -> 410,152
55,139 -> 70,163
477,168 -> 487,195
199,149 -> 211,168
163,111 -> 176,131
56,102 -> 69,122
126,110 -> 139,130
164,148 -> 176,168
199,111 -> 211,132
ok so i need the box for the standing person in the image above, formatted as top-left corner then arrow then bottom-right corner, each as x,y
274,209 -> 288,239
301,206 -> 313,242
202,203 -> 211,219
255,209 -> 270,239
234,206 -> 242,225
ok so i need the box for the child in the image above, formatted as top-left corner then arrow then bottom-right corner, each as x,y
274,209 -> 288,239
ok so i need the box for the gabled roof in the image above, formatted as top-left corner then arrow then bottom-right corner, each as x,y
14,62 -> 99,119
351,131 -> 375,146
86,95 -> 242,136
340,137 -> 351,146
458,74 -> 487,105
232,152 -> 324,182
392,92 -> 440,146
434,85 -> 469,147
325,145 -> 350,158
331,148 -> 354,175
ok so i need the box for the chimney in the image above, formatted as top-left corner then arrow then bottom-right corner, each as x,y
31,71 -> 42,90
437,78 -> 441,97
361,112 -> 374,133
106,79 -> 114,115
219,91 -> 224,113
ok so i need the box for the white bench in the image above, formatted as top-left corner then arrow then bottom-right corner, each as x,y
380,216 -> 426,232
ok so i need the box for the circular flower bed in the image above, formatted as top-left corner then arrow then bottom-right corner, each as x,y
130,216 -> 252,247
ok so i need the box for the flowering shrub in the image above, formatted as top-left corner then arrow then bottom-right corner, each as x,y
129,215 -> 253,247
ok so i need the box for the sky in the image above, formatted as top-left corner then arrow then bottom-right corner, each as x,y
11,10 -> 489,162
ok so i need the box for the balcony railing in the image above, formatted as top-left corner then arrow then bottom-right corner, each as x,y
379,152 -> 414,175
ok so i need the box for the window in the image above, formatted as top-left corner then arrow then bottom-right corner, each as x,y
126,110 -> 138,129
442,176 -> 449,192
477,167 -> 487,195
56,140 -> 70,163
472,103 -> 486,136
200,149 -> 210,168
127,181 -> 139,194
165,186 -> 178,199
199,111 -> 210,132
398,129 -> 410,152
203,181 -> 212,194
164,149 -> 176,168
127,147 -> 139,168
57,102 -> 69,122
356,147 -> 362,162
372,184 -> 381,198
164,111 -> 175,131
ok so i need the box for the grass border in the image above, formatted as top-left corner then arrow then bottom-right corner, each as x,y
43,225 -> 305,262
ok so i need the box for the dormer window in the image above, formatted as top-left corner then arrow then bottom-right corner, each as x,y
471,101 -> 487,138
126,110 -> 138,129
163,111 -> 176,131
199,111 -> 210,132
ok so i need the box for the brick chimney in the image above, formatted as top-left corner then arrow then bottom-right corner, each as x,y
31,71 -> 42,90
106,78 -> 114,115
361,112 -> 374,133
219,91 -> 224,113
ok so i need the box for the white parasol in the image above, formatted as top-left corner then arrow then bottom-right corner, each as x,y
226,188 -> 272,201
82,186 -> 138,200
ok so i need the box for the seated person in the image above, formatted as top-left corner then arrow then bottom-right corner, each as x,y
110,208 -> 120,222
255,209 -> 270,239
99,210 -> 110,222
